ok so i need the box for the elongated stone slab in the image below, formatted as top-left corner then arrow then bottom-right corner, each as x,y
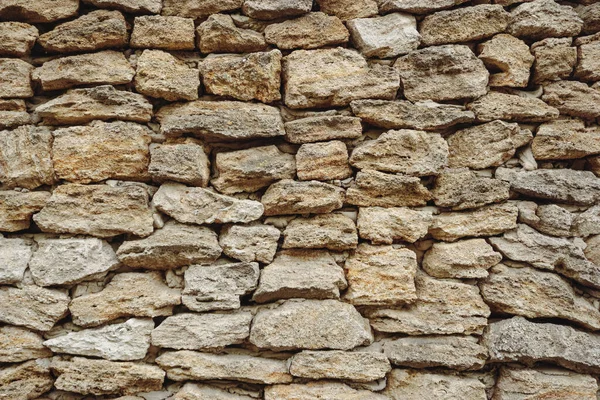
265,382 -> 388,400
282,213 -> 358,251
289,350 -> 390,382
383,369 -> 487,400
261,180 -> 345,215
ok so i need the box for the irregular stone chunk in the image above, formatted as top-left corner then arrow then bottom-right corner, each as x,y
242,0 -> 312,20
432,169 -> 510,210
34,184 -> 154,238
0,285 -> 69,331
69,272 -> 181,327
172,383 -> 255,400
365,273 -> 490,335
395,45 -> 488,102
517,201 -> 574,237
384,336 -> 487,370
346,169 -> 431,208
423,239 -> 502,279
0,237 -> 31,284
182,262 -> 259,312
290,350 -> 390,382
0,191 -> 49,232
162,0 -> 242,17
153,182 -> 264,225
38,10 -> 127,53
0,22 -> 37,56
478,34 -> 534,87
284,115 -> 362,143
44,319 -> 153,361
220,224 -> 280,263
52,357 -> 164,396
0,326 -> 51,363
579,3 -> 600,35
508,0 -> 583,40
0,360 -> 54,400
350,130 -> 448,176
156,101 -> 285,141
0,0 -> 78,23
253,250 -> 347,303
261,180 -> 344,215
315,0 -> 378,20
213,146 -> 295,194
296,141 -> 351,181
383,369 -> 487,400
494,367 -> 598,400
343,244 -> 417,306
134,50 -> 199,101
378,0 -> 470,14
283,48 -> 399,109
151,312 -> 251,350
149,139 -> 210,187
0,99 -> 30,129
0,125 -> 54,190
542,80 -> 600,119
83,0 -> 162,14
532,119 -> 600,160
532,38 -> 577,83
347,13 -> 419,58
484,316 -> 600,373
574,34 -> 600,82
131,16 -> 195,50
198,14 -> 266,53
467,92 -> 559,122
357,207 -> 432,244
0,58 -> 32,98
350,99 -> 475,131
420,5 -> 508,46
157,351 -> 292,384
574,205 -> 600,237
250,299 -> 372,350
267,382 -> 386,400
283,213 -> 358,251
33,51 -> 135,91
265,12 -> 348,50
35,85 -> 152,125
430,203 -> 519,242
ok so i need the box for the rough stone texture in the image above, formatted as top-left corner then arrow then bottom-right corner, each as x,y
219,224 -> 280,263
283,115 -> 362,143
432,169 -> 510,210
467,91 -> 560,122
0,0 -> 78,22
172,383 -> 256,400
423,239 -> 502,279
0,22 -> 38,56
131,16 -> 195,50
296,141 -> 352,181
282,213 -> 358,250
478,34 -> 534,87
347,13 -> 420,58
148,138 -> 210,186
517,201 -> 575,237
0,326 -> 51,363
378,0 -> 469,14
0,99 -> 30,129
383,369 -> 487,400
542,80 -> 600,119
261,180 -> 344,216
134,50 -> 199,101
533,119 -> 600,160
532,38 -> 577,83
508,0 -> 583,40
289,350 -> 391,382
265,381 -> 387,400
346,169 -> 431,207
0,359 -> 54,400
242,0 -> 312,20
394,45 -> 489,102
357,206 -> 432,244
574,34 -> 600,82
265,12 -> 348,50
316,0 -> 378,21
0,285 -> 69,331
161,0 -> 243,18
579,3 -> 600,35
0,237 -> 31,284
198,14 -> 267,54
0,191 -> 50,232
83,0 -> 162,14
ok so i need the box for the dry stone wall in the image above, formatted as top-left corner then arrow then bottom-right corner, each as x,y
1,0 -> 600,399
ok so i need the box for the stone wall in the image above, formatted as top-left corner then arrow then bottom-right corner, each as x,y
1,0 -> 600,399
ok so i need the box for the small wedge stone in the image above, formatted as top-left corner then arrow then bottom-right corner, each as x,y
261,180 -> 345,215
357,206 -> 432,244
289,350 -> 391,382
220,224 -> 280,263
423,239 -> 502,279
282,213 -> 358,251
134,50 -> 199,101
131,15 -> 195,50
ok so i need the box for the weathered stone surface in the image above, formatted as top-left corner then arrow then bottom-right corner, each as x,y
283,47 -> 399,109
182,262 -> 259,312
52,120 -> 151,184
574,205 -> 600,237
284,115 -> 362,143
420,5 -> 508,46
117,220 -> 221,269
261,180 -> 344,215
149,138 -> 210,187
153,182 -> 264,225
383,369 -> 487,400
0,58 -> 32,98
508,0 -> 583,40
201,50 -> 281,103
0,125 -> 54,190
134,50 -> 199,101
0,99 -> 30,129
52,357 -> 165,396
0,237 -> 31,284
156,100 -> 285,141
0,326 -> 51,363
151,312 -> 251,350
532,119 -> 600,160
542,80 -> 600,119
34,184 -> 154,238
483,316 -> 600,373
478,34 -> 534,87
346,170 -> 431,208
0,22 -> 37,56
574,34 -> 600,82
357,206 -> 432,244
242,0 -> 312,20
467,92 -> 559,122
423,239 -> 502,279
494,367 -> 598,400
579,3 -> 600,35
0,0 -> 78,23
33,51 -> 135,91
347,13 -> 419,58
44,319 -> 153,361
517,201 -> 575,237
343,244 -> 417,306
0,359 -> 54,400
384,335 -> 487,370
198,14 -> 266,53
0,191 -> 49,232
430,203 -> 519,242
379,0 -> 469,14
69,272 -> 181,327
289,350 -> 391,382
172,383 -> 255,400
366,273 -> 490,335
0,285 -> 69,331
162,0 -> 242,17
350,99 -> 475,131
265,12 -> 348,50
315,0 -> 378,20
532,38 -> 577,83
83,0 -> 162,14
131,16 -> 195,50
296,141 -> 351,181
266,381 -> 387,400
394,45 -> 488,102
496,167 -> 600,205
432,169 -> 510,210
220,224 -> 280,263
212,145 -> 295,194
253,250 -> 347,303
350,130 -> 448,176
38,10 -> 127,53
156,351 -> 292,384
35,85 -> 153,125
